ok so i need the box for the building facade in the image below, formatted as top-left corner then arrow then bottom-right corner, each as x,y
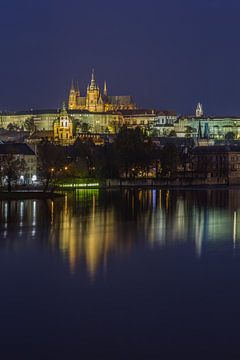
191,145 -> 240,184
174,116 -> 240,139
53,104 -> 73,144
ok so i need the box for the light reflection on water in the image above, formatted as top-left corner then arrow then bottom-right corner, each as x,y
0,189 -> 240,277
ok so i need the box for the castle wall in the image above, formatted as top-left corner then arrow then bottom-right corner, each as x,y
0,111 -> 123,134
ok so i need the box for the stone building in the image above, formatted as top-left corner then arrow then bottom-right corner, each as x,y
191,145 -> 240,184
174,116 -> 240,139
68,69 -> 136,112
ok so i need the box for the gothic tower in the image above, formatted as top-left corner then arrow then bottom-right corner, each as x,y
68,80 -> 77,110
86,69 -> 103,112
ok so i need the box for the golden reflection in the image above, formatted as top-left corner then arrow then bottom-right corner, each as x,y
51,189 -> 240,274
159,190 -> 162,209
233,211 -> 237,248
2,189 -> 240,275
51,190 -> 116,277
166,190 -> 169,210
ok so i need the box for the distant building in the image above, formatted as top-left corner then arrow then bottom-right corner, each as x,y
0,143 -> 37,184
191,145 -> 240,184
68,69 -> 136,112
119,109 -> 177,136
174,115 -> 240,139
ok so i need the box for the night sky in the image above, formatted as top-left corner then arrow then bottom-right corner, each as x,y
1,0 -> 240,115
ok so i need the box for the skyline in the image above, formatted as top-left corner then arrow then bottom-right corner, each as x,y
1,0 -> 240,114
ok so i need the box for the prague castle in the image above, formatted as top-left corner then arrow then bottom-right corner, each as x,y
68,69 -> 136,112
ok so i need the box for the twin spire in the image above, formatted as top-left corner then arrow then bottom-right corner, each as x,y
70,69 -> 108,96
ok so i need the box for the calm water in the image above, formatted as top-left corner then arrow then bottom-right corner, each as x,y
1,189 -> 240,359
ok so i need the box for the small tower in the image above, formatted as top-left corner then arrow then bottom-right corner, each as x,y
86,69 -> 103,112
104,81 -> 108,97
68,80 -> 77,110
196,103 -> 203,118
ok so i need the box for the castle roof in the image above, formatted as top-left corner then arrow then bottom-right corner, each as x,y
118,109 -> 176,116
0,143 -> 35,155
108,96 -> 134,105
28,130 -> 54,139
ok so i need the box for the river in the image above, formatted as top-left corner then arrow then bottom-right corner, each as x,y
0,189 -> 240,359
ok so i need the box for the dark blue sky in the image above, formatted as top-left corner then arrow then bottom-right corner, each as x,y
1,0 -> 240,115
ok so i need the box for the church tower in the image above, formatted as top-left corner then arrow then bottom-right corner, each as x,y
196,103 -> 203,118
68,80 -> 77,110
86,69 -> 104,112
54,102 -> 73,143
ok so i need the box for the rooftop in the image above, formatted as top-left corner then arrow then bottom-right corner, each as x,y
0,143 -> 35,155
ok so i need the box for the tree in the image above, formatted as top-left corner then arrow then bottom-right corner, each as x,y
79,122 -> 91,133
160,144 -> 179,177
72,119 -> 81,136
94,143 -> 120,178
168,130 -> 177,137
66,158 -> 89,178
150,128 -> 159,137
114,126 -> 152,178
7,123 -> 20,131
185,126 -> 195,138
225,131 -> 235,140
24,117 -> 36,132
0,154 -> 26,192
37,141 -> 66,192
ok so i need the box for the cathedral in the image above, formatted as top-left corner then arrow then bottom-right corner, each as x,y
68,70 -> 137,112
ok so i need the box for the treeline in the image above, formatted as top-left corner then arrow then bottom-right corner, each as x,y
38,127 -> 189,188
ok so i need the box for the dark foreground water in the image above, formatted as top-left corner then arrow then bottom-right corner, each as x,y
1,189 -> 240,359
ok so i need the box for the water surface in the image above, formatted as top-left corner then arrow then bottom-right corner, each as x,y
0,189 -> 240,359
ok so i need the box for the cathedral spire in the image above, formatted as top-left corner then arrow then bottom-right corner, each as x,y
90,68 -> 97,90
91,68 -> 95,81
104,80 -> 107,96
71,79 -> 75,91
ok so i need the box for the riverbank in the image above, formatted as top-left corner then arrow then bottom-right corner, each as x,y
105,178 -> 236,188
0,191 -> 64,200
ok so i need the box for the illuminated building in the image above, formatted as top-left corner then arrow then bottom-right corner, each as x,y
53,103 -> 73,144
68,69 -> 136,112
174,115 -> 240,139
